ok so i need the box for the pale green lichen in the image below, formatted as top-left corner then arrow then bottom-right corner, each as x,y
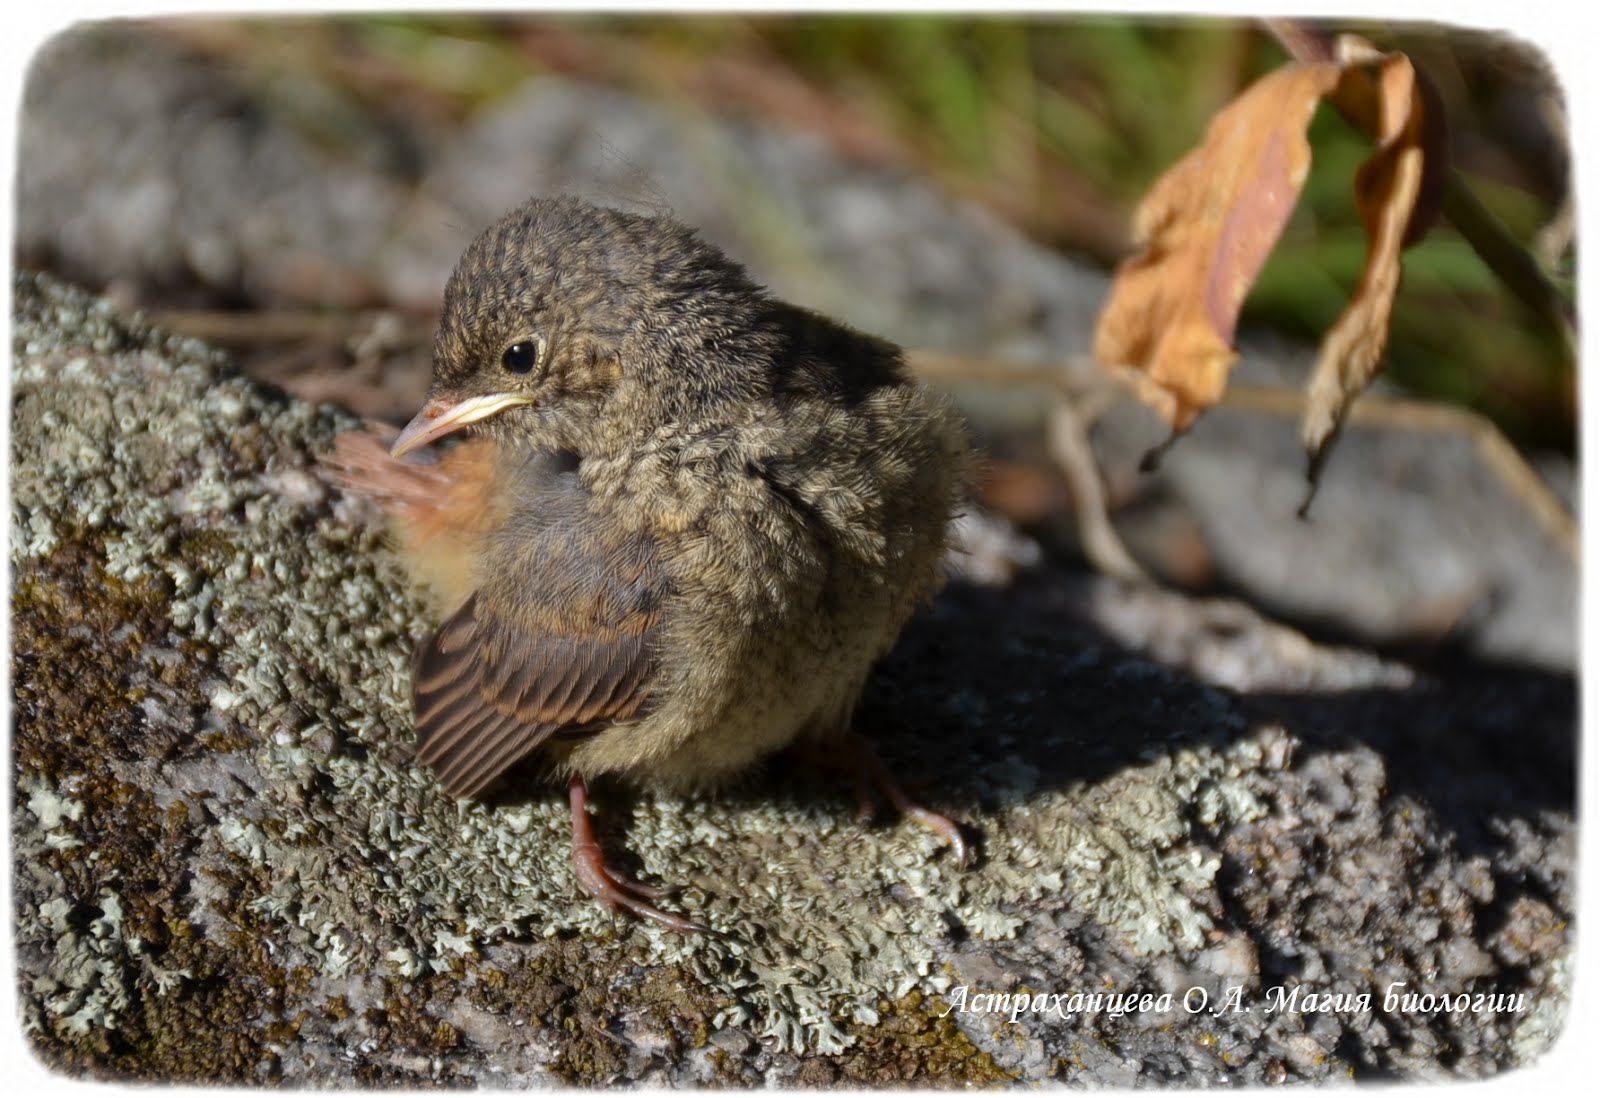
25,887 -> 136,1035
3,268 -> 1354,1048
24,775 -> 85,833
13,271 -> 1569,1084
1511,952 -> 1569,1065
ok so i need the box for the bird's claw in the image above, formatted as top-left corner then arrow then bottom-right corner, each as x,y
572,841 -> 716,935
568,772 -> 722,936
840,735 -> 974,867
901,805 -> 972,868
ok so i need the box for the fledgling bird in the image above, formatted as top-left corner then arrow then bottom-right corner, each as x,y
327,195 -> 970,932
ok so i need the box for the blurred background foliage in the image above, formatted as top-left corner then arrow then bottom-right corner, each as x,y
139,14 -> 1579,451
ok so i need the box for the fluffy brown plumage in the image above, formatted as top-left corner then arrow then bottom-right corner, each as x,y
328,196 -> 970,931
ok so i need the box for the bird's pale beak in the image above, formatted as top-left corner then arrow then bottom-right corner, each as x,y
390,393 -> 537,457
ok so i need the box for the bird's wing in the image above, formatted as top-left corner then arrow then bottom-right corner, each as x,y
322,431 -> 506,614
410,481 -> 668,798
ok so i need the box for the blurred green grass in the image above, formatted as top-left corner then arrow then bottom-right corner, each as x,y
178,13 -> 1577,451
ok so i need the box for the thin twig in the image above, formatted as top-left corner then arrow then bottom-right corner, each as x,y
1440,178 -> 1576,358
908,349 -> 1151,580
1046,396 -> 1148,582
148,308 -> 435,347
904,347 -> 1108,398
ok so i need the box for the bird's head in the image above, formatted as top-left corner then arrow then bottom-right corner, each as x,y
391,196 -> 776,459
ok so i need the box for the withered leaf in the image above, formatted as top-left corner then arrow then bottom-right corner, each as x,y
1301,40 -> 1448,506
1093,35 -> 1448,503
1094,59 -> 1342,433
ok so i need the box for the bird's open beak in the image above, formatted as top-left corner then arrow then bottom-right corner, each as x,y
390,393 -> 537,457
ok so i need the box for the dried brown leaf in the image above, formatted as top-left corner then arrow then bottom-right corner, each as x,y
1301,40 -> 1448,506
1093,35 -> 1449,496
1094,59 -> 1341,433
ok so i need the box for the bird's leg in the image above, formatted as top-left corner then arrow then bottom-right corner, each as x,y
810,734 -> 972,867
567,772 -> 717,935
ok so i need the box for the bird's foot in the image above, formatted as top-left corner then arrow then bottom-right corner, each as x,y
833,735 -> 973,868
568,773 -> 720,936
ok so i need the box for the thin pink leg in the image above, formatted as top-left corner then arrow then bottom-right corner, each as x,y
568,773 -> 717,935
850,738 -> 972,867
795,734 -> 972,866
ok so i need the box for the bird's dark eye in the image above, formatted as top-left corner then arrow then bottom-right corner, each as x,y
502,340 -> 541,375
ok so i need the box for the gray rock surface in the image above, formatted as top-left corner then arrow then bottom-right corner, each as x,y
17,29 -> 415,309
1097,387 -> 1578,672
11,273 -> 1574,1084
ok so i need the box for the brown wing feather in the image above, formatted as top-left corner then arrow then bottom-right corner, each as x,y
409,472 -> 667,798
412,595 -> 660,797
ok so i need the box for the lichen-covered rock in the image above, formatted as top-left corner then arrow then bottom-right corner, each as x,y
11,272 -> 1574,1084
